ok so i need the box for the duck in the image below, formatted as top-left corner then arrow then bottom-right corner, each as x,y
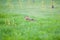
25,16 -> 34,21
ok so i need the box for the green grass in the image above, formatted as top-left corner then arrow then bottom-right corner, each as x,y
0,12 -> 60,40
0,0 -> 60,40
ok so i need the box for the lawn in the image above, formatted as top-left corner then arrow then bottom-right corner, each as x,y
0,0 -> 60,40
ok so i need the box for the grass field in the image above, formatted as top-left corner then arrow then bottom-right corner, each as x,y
0,0 -> 60,40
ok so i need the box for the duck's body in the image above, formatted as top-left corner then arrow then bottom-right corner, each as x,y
25,16 -> 34,21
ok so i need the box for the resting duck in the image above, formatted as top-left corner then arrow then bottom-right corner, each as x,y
25,16 -> 34,21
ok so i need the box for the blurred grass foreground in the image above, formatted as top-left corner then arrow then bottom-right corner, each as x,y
0,0 -> 60,40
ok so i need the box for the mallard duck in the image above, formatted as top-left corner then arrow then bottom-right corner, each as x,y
25,16 -> 34,21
